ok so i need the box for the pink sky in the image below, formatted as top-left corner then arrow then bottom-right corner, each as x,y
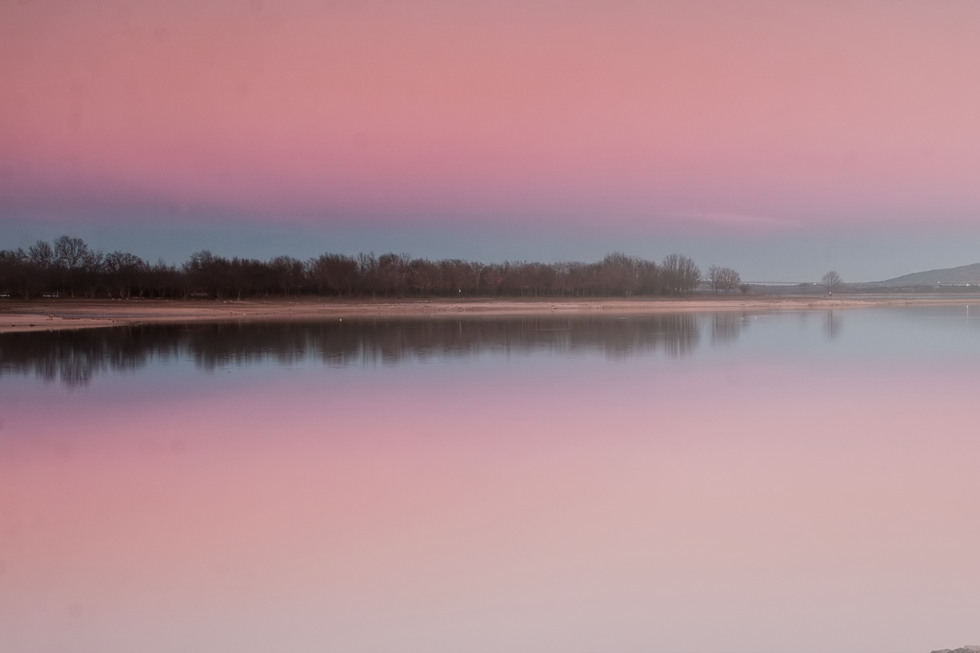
3,1 -> 980,279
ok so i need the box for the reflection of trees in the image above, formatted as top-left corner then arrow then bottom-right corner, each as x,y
1,313 -> 739,386
711,312 -> 747,346
659,314 -> 701,358
823,310 -> 841,340
0,329 -> 153,387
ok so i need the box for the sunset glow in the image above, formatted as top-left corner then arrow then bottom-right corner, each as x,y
4,1 -> 980,277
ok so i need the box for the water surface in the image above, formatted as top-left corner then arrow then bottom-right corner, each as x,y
2,306 -> 979,653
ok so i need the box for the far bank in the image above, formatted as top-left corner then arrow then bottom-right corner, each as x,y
2,295 -> 978,335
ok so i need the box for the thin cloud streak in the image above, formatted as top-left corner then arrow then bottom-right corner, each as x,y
673,211 -> 802,232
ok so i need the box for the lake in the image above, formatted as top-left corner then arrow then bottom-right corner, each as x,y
2,306 -> 978,653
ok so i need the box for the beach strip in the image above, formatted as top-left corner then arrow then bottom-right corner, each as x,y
0,296 -> 975,334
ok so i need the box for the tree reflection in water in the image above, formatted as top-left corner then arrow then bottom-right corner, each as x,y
710,311 -> 750,346
1,313 -> 741,387
823,310 -> 842,340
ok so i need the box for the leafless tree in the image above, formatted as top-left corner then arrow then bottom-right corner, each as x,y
24,241 -> 56,296
309,253 -> 358,296
53,236 -> 90,272
270,255 -> 305,295
708,265 -> 742,292
822,270 -> 842,294
28,240 -> 54,268
661,254 -> 701,294
53,236 -> 104,297
597,252 -> 640,296
185,250 -> 229,298
103,251 -> 147,298
13,233 -> 764,300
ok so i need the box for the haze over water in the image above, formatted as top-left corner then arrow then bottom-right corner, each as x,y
2,306 -> 979,652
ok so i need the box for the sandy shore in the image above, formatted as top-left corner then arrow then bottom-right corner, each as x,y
0,295 -> 975,334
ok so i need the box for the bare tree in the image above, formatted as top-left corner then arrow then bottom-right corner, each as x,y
661,254 -> 701,294
24,240 -> 55,296
310,253 -> 359,296
595,252 -> 639,296
269,255 -> 305,295
16,233 -> 765,301
822,270 -> 842,295
185,250 -> 230,298
53,236 -> 97,296
53,236 -> 89,271
376,253 -> 409,297
0,248 -> 30,298
635,259 -> 660,294
103,251 -> 147,298
357,252 -> 379,295
406,258 -> 439,296
708,265 -> 742,292
482,263 -> 505,296
28,240 -> 54,268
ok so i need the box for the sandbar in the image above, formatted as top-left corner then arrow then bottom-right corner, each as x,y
0,295 -> 975,334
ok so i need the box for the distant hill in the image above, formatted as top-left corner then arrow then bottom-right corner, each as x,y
875,262 -> 980,287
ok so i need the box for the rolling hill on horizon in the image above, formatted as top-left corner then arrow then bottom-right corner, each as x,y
873,261 -> 980,286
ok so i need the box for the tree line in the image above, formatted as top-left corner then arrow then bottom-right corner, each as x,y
0,235 -> 745,300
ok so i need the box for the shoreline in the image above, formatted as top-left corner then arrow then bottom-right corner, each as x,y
1,295 -> 976,334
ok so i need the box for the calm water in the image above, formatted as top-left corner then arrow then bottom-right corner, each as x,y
2,306 -> 979,653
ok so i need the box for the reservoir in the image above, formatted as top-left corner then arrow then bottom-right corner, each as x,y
2,306 -> 978,653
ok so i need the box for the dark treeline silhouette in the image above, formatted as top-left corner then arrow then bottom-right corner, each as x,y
0,314 -> 753,386
0,235 -> 744,300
